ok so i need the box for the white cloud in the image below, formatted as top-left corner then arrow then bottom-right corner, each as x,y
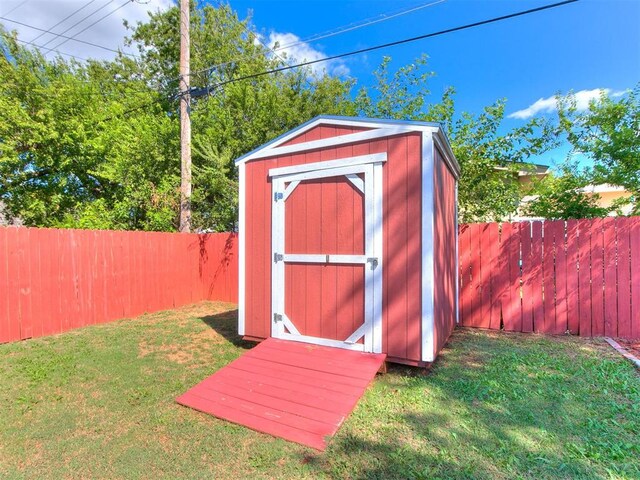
508,88 -> 626,119
1,3 -> 350,78
267,31 -> 349,77
1,0 -> 173,61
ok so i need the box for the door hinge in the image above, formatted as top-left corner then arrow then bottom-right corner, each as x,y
274,192 -> 283,201
273,313 -> 283,323
367,257 -> 379,269
274,252 -> 283,262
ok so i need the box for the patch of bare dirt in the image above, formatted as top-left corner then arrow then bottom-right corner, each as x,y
138,341 -> 193,364
618,340 -> 640,359
174,301 -> 236,320
166,350 -> 194,364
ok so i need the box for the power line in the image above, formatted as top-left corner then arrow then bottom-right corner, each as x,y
209,0 -> 580,90
29,0 -> 99,44
101,0 -> 580,122
14,37 -> 89,61
1,0 -> 29,17
0,15 -> 135,56
45,0 -> 132,54
12,38 -> 168,97
188,0 -> 447,81
275,0 -> 447,53
39,0 -> 118,48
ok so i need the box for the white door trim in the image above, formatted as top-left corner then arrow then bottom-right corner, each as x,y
269,152 -> 386,178
270,161 -> 383,353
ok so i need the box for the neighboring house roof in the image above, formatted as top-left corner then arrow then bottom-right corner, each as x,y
516,183 -> 634,219
578,183 -> 629,194
493,162 -> 550,177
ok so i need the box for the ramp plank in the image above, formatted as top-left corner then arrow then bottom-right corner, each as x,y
177,338 -> 386,450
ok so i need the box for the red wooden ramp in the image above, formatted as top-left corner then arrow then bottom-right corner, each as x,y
176,338 -> 386,451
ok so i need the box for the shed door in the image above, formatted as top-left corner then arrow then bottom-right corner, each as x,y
270,159 -> 383,353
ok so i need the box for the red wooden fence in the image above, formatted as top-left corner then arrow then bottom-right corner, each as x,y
3,217 -> 639,345
0,227 -> 238,344
459,217 -> 640,340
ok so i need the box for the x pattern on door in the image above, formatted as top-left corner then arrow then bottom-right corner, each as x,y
270,155 -> 384,353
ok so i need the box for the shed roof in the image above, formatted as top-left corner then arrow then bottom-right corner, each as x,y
234,115 -> 459,178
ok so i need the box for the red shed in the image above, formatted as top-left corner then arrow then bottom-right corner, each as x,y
236,116 -> 459,366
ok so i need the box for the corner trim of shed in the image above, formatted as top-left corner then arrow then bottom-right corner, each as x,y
237,161 -> 246,336
421,130 -> 436,362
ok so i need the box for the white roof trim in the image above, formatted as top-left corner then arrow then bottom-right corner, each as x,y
233,115 -> 460,178
243,127 -> 408,163
433,130 -> 460,179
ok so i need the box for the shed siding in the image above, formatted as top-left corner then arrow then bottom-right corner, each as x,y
432,145 -> 457,358
244,132 -> 424,362
384,134 -> 423,362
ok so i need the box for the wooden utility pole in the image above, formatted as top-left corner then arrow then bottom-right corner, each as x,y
179,0 -> 191,232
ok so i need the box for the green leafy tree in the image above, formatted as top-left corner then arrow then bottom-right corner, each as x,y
0,3 -> 354,231
522,163 -> 610,219
124,2 -> 355,231
353,56 -> 555,222
0,26 -> 179,230
557,86 -> 639,214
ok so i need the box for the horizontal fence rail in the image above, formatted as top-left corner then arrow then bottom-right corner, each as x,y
459,217 -> 640,340
0,227 -> 238,344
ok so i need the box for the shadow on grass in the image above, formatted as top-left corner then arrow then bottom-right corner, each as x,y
303,330 -> 638,479
198,309 -> 255,350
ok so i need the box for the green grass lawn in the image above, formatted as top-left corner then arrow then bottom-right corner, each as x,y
0,302 -> 638,480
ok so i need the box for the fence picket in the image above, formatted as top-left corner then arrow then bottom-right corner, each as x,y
550,221 -> 567,334
530,222 -> 544,332
476,224 -> 490,328
616,218 -> 632,339
465,223 -> 482,327
591,219 -> 605,336
0,229 -> 9,343
630,218 -> 640,340
488,223 -> 501,330
501,223 -> 519,331
520,222 -> 534,332
603,218 -> 618,337
540,222 -> 554,333
565,220 -> 580,335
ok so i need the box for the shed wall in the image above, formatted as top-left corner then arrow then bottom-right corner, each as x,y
432,145 -> 458,358
243,126 -> 424,362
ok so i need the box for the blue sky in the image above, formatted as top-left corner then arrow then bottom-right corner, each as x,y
2,0 -> 638,167
228,0 -> 640,167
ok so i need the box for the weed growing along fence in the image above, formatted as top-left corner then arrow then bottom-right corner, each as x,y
0,228 -> 237,343
459,217 -> 640,340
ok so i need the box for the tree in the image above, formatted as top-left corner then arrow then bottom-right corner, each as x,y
0,3 -> 354,231
0,26 -> 179,230
557,86 -> 639,214
353,56 -> 555,222
121,2 -> 355,231
521,163 -> 610,219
